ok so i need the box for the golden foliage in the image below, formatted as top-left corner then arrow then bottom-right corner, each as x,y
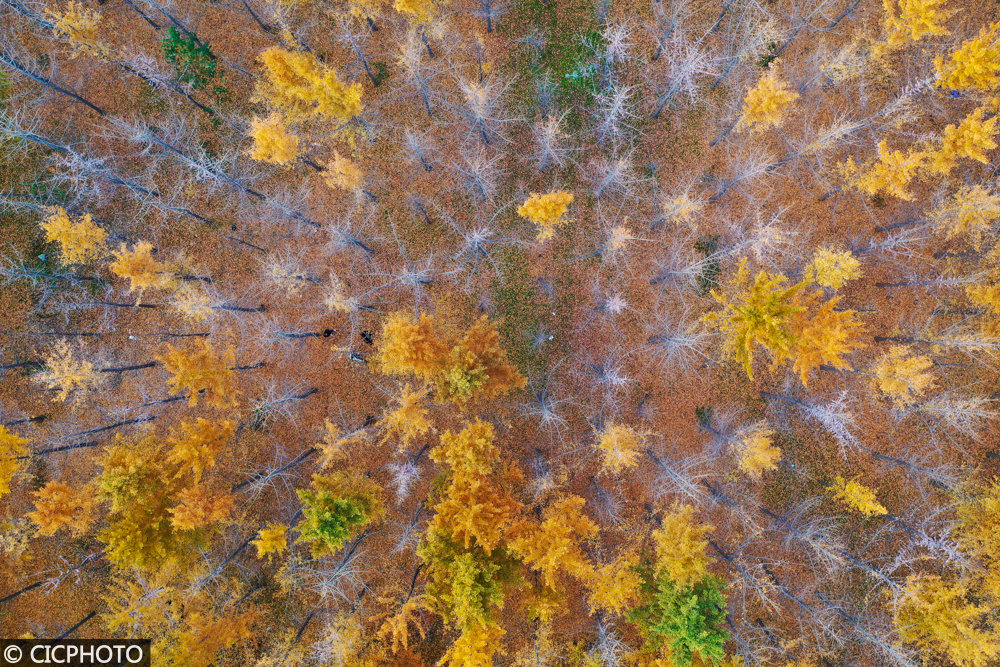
804,248 -> 862,290
587,552 -> 642,614
871,345 -> 937,405
248,113 -> 300,165
110,241 -> 177,296
431,473 -> 519,554
935,23 -> 1000,91
894,574 -> 1000,667
166,418 -> 233,483
437,621 -> 505,667
157,339 -> 239,409
926,104 -> 1000,175
880,0 -> 952,50
703,259 -> 807,379
826,476 -> 888,516
791,297 -> 865,385
377,312 -> 525,404
169,609 -> 255,667
35,339 -> 103,402
931,185 -> 1000,248
377,596 -> 427,654
252,522 -> 289,561
0,426 -> 30,499
170,484 -> 234,530
27,481 -> 97,536
956,479 -> 1000,599
395,0 -> 444,24
735,65 -> 800,133
431,419 -> 499,478
652,504 -> 713,585
45,1 -> 108,58
377,311 -> 449,380
510,495 -> 598,588
39,206 -> 107,264
595,422 -> 644,474
842,140 -> 928,201
437,315 -> 527,403
317,420 -> 366,467
323,152 -> 365,193
733,422 -> 781,480
379,384 -> 433,450
517,191 -> 574,241
255,47 -> 363,123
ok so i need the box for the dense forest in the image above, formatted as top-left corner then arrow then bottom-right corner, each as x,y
1,0 -> 1000,663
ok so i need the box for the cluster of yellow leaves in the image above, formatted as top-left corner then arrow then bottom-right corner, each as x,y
652,503 -> 713,585
27,481 -> 96,535
871,345 -> 937,405
39,207 -> 106,264
879,0 -> 952,51
704,258 -> 864,383
510,495 -> 598,588
935,22 -> 1000,91
248,113 -> 300,165
110,241 -> 177,296
166,609 -> 255,667
430,421 -> 519,553
377,595 -> 428,654
956,479 -> 1000,599
733,422 -> 782,479
156,339 -> 239,409
844,103 -> 1000,201
791,297 -> 866,385
804,248 -> 862,290
169,484 -> 234,530
932,185 -> 1000,248
437,621 -> 505,667
841,140 -> 929,201
517,191 -> 574,241
255,47 -> 363,123
379,384 -> 433,451
826,475 -> 888,516
894,574 -> 999,666
35,339 -> 103,402
587,553 -> 642,614
703,260 -> 807,379
323,152 -> 365,193
378,312 -> 448,379
317,419 -> 366,467
377,312 -> 525,404
395,0 -> 443,25
252,522 -> 289,562
927,103 -> 1000,175
167,418 -> 233,482
45,1 -> 108,58
0,426 -> 30,498
734,65 -> 800,133
595,422 -> 644,474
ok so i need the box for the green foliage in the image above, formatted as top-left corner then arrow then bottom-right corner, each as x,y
757,41 -> 779,68
295,473 -> 383,557
97,434 -> 189,570
372,61 -> 391,86
694,235 -> 722,296
418,524 -> 520,631
161,27 -> 223,93
695,405 -> 714,429
629,565 -> 730,667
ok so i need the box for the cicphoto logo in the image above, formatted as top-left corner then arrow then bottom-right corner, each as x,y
0,640 -> 150,667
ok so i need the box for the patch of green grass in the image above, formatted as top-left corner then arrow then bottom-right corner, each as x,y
372,61 -> 391,86
494,246 -> 543,376
694,235 -> 721,296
